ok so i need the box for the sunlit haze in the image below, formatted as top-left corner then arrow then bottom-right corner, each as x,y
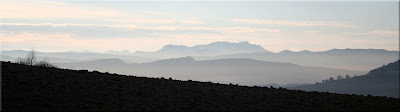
1,1 -> 398,53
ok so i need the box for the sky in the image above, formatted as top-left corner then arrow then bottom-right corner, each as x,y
0,0 -> 399,53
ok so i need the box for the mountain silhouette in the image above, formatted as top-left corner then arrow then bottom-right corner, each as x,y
0,50 -> 159,63
58,57 -> 365,85
2,47 -> 397,71
148,56 -> 197,65
195,48 -> 399,71
75,58 -> 126,65
59,58 -> 127,72
104,50 -> 132,55
322,48 -> 396,56
133,41 -> 268,58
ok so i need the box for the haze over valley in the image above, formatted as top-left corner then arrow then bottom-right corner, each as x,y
1,41 -> 397,86
1,1 -> 399,111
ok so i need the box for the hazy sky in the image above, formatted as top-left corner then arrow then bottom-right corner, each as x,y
0,0 -> 398,53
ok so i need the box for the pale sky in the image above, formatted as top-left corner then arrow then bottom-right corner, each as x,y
0,0 -> 398,53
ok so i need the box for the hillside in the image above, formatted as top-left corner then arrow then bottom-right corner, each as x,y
0,50 -> 159,63
58,57 -> 366,85
195,48 -> 399,71
2,61 -> 399,111
2,47 -> 398,71
290,60 -> 400,98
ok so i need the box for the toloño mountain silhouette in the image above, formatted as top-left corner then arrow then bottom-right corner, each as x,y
133,41 -> 268,58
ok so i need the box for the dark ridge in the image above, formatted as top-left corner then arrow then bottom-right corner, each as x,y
148,56 -> 196,64
157,44 -> 190,52
2,61 -> 399,111
289,60 -> 399,98
368,60 -> 399,74
77,58 -> 126,64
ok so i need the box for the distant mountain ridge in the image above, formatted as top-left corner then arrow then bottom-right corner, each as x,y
74,58 -> 126,65
58,57 -> 366,85
2,42 -> 398,71
148,56 -> 197,65
133,41 -> 268,58
0,50 -> 159,63
104,50 -> 131,55
322,48 -> 397,55
273,48 -> 395,55
195,48 -> 399,71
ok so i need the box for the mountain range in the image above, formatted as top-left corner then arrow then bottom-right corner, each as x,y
2,41 -> 399,98
194,48 -> 399,71
57,57 -> 365,85
133,41 -> 268,58
1,41 -> 398,71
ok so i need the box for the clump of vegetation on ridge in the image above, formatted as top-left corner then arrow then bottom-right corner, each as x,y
15,50 -> 57,68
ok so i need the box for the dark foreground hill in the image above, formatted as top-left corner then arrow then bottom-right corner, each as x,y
290,60 -> 399,98
2,62 -> 399,111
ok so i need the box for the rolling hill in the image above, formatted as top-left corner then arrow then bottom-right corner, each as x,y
57,57 -> 366,85
194,48 -> 399,71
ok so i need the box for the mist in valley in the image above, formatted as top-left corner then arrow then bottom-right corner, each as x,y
1,1 -> 399,111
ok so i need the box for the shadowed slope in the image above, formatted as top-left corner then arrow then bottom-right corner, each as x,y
290,60 -> 400,98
